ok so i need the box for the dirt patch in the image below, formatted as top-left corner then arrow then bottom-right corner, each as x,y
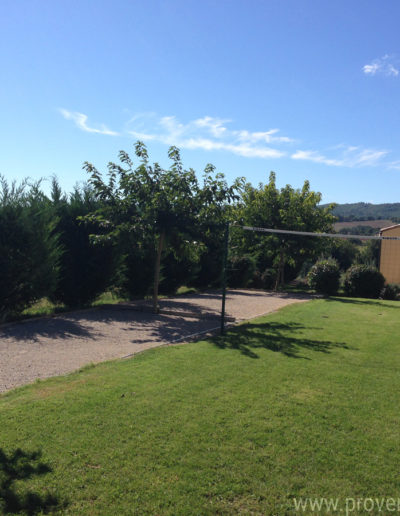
334,219 -> 393,231
0,289 -> 310,393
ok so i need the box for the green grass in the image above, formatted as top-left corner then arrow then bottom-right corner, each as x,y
20,298 -> 67,319
175,285 -> 198,296
19,291 -> 127,321
1,298 -> 400,514
91,291 -> 128,307
18,288 -> 198,323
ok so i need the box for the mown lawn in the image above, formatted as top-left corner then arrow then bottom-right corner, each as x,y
1,298 -> 400,515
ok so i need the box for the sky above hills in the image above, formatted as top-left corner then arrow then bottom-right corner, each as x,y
1,0 -> 400,203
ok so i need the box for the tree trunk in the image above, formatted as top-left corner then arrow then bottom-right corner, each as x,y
274,244 -> 285,291
153,230 -> 165,313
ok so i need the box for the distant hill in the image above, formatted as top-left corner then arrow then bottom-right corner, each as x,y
321,202 -> 400,222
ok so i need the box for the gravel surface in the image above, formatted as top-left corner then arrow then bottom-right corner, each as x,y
0,289 -> 310,393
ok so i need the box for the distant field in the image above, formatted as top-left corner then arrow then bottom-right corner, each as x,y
334,219 -> 393,231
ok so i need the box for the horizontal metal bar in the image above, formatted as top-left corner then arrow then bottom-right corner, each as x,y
238,225 -> 400,241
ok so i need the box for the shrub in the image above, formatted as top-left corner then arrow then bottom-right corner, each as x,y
307,258 -> 340,295
380,283 -> 400,301
251,270 -> 263,289
121,242 -> 154,298
228,255 -> 256,288
251,268 -> 276,290
159,249 -> 199,295
261,268 -> 276,289
50,182 -> 122,307
0,179 -> 60,321
192,249 -> 222,288
328,239 -> 358,270
344,265 -> 385,299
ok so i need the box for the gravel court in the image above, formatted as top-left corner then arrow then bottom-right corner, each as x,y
0,289 -> 310,393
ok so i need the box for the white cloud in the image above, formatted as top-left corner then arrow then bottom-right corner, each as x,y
128,130 -> 158,141
291,150 -> 342,167
352,148 -> 388,166
363,63 -> 381,75
59,109 -> 119,135
235,129 -> 294,144
59,109 -> 398,169
126,114 -> 289,159
193,116 -> 230,137
362,55 -> 399,77
291,146 -> 388,168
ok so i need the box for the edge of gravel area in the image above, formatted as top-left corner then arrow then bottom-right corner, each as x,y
0,289 -> 316,330
119,296 -> 315,358
0,291 -> 314,394
0,306 -> 102,330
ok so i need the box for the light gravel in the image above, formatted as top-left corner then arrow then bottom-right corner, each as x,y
0,289 -> 310,393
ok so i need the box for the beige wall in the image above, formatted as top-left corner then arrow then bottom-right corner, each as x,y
380,226 -> 400,284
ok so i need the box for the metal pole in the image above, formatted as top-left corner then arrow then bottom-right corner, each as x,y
220,222 -> 230,335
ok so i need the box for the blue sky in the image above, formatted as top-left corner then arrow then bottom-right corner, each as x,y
1,0 -> 400,203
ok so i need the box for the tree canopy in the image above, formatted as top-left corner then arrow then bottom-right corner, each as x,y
82,142 -> 244,311
5,142 -> 385,322
231,172 -> 336,287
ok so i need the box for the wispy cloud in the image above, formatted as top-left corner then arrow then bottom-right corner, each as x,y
291,150 -> 343,167
127,114 -> 288,159
59,109 -> 119,135
292,146 -> 389,167
362,55 -> 399,77
59,109 -> 398,170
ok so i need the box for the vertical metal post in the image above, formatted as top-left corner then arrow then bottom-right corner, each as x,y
220,222 -> 230,335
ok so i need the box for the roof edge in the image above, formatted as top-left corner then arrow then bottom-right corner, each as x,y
380,223 -> 400,233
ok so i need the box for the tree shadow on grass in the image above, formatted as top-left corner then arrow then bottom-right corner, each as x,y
211,321 -> 351,359
327,297 -> 400,309
0,448 -> 64,515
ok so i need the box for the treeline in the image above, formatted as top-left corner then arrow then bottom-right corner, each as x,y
0,142 -> 386,322
336,225 -> 379,236
323,202 -> 400,222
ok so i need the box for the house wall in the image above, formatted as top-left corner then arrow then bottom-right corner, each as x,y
380,226 -> 400,284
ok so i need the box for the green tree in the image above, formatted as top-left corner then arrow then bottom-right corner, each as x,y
326,238 -> 358,270
50,179 -> 122,307
234,172 -> 336,288
82,142 -> 243,311
0,177 -> 60,321
356,240 -> 380,268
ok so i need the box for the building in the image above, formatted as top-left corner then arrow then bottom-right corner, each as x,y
379,224 -> 400,284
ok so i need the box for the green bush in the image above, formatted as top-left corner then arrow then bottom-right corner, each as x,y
251,268 -> 276,290
344,265 -> 385,299
121,241 -> 154,298
261,268 -> 276,289
380,283 -> 400,301
307,258 -> 340,295
228,255 -> 256,288
50,182 -> 122,307
328,239 -> 358,270
159,249 -> 199,295
0,179 -> 60,321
